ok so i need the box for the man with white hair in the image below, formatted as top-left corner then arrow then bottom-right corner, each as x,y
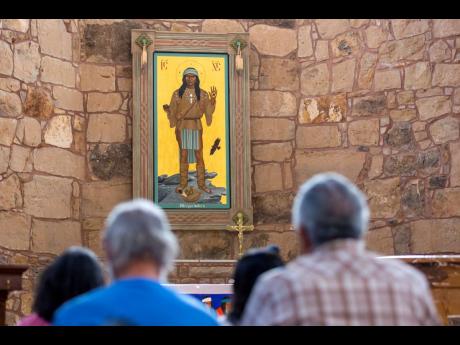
54,199 -> 219,326
241,173 -> 440,326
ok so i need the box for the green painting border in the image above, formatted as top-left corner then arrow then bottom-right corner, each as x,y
153,51 -> 230,210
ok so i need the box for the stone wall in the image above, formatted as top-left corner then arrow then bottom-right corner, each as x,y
1,19 -> 460,324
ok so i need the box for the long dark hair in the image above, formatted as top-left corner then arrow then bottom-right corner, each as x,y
178,75 -> 201,101
228,245 -> 284,324
33,246 -> 105,322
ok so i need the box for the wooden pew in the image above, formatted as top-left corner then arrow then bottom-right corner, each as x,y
382,255 -> 460,325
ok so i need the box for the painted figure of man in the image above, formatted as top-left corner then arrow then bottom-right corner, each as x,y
163,67 -> 217,194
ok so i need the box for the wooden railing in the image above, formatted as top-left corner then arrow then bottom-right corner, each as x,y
381,255 -> 460,325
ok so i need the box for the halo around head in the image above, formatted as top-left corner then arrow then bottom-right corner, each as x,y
176,60 -> 206,85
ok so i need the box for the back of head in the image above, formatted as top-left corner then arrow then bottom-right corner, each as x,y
103,199 -> 179,280
292,173 -> 370,248
229,245 -> 284,324
34,246 -> 104,322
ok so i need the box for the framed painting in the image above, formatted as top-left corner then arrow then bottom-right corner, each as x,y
131,30 -> 252,230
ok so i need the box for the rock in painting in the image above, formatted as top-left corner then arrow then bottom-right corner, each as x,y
299,94 -> 346,124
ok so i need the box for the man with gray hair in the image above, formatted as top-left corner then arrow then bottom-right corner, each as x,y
54,199 -> 219,326
241,173 -> 440,326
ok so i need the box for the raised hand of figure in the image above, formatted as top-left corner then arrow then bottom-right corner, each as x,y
210,86 -> 217,104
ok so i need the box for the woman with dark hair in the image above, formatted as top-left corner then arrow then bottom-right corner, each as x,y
225,245 -> 284,326
17,246 -> 105,326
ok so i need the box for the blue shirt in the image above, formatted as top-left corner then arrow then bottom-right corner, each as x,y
53,278 -> 219,326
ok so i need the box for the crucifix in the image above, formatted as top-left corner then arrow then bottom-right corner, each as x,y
226,211 -> 254,257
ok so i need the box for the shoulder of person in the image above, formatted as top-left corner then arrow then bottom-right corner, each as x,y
200,89 -> 209,98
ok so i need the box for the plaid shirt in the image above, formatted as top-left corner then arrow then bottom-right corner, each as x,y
241,239 -> 440,326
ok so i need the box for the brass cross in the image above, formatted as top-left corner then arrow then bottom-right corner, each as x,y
226,211 -> 254,258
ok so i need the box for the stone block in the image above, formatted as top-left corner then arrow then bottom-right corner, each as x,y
44,115 -> 73,148
358,52 -> 378,89
2,19 -> 29,33
401,181 -> 425,218
429,40 -> 451,63
299,94 -> 346,124
53,86 -> 83,111
389,109 -> 416,122
379,35 -> 425,64
348,119 -> 379,146
431,188 -> 460,217
253,191 -> 293,223
34,147 -> 86,180
450,142 -> 460,186
16,117 -> 41,147
298,25 -> 313,57
0,90 -> 22,118
254,163 -> 283,193
13,41 -> 40,83
86,230 -> 104,257
433,19 -> 460,38
410,219 -> 460,253
41,56 -> 76,88
384,122 -> 414,148
37,19 -> 72,60
365,227 -> 394,255
87,114 -> 126,143
252,142 -> 292,162
87,92 -> 122,112
404,62 -> 431,90
383,154 -> 417,176
259,58 -> 299,91
331,31 -> 362,58
365,26 -> 388,49
432,64 -> 460,87
429,116 -> 459,144
117,78 -> 132,92
88,143 -> 132,180
296,125 -> 341,148
80,64 -> 116,92
251,91 -> 297,117
31,219 -> 81,255
374,69 -> 401,91
23,88 -> 54,119
243,231 -> 299,261
300,63 -> 329,96
24,175 -> 73,219
397,91 -> 415,105
81,181 -> 131,218
175,231 -> 234,260
0,118 -> 17,146
0,147 -> 9,174
249,24 -> 297,57
0,212 -> 30,250
315,40 -> 329,61
201,19 -> 244,33
0,41 -> 13,76
82,21 -> 142,64
352,94 -> 386,116
415,96 -> 451,121
0,175 -> 22,210
294,149 -> 366,184
251,118 -> 295,141
364,177 -> 401,219
0,78 -> 20,93
315,19 -> 349,39
9,145 -> 32,173
331,58 -> 355,93
368,155 -> 383,179
391,19 -> 429,39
